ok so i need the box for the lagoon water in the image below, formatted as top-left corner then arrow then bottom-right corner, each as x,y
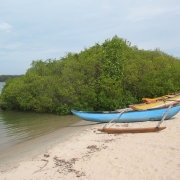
0,82 -> 80,153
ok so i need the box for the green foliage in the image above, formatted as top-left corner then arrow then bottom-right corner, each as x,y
56,104 -> 69,115
122,48 -> 180,100
102,36 -> 125,80
1,36 -> 180,114
0,75 -> 23,82
0,94 -> 2,106
1,78 -> 23,110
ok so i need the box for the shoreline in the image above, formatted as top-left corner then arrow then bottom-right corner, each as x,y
0,114 -> 180,179
0,120 -> 98,171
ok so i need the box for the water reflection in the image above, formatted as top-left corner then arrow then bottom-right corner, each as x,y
0,110 -> 80,152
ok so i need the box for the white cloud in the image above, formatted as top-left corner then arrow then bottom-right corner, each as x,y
0,22 -> 12,33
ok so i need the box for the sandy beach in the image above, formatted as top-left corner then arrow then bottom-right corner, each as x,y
0,112 -> 180,180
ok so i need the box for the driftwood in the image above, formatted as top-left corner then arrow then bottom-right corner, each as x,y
98,126 -> 166,134
33,159 -> 49,174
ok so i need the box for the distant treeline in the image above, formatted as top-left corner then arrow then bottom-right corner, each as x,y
0,36 -> 180,114
0,75 -> 23,82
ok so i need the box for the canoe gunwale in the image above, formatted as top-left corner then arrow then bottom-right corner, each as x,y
71,104 -> 180,123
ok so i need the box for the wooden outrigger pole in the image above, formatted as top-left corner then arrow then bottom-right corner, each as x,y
98,105 -> 173,134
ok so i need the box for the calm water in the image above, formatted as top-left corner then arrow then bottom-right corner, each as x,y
0,82 -> 80,153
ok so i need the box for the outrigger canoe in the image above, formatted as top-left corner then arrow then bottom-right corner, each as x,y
71,104 -> 180,123
142,95 -> 173,103
130,95 -> 180,110
142,92 -> 180,103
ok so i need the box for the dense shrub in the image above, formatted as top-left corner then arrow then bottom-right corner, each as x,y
1,36 -> 180,114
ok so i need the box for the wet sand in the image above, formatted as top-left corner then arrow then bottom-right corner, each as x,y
0,120 -> 98,170
0,113 -> 180,180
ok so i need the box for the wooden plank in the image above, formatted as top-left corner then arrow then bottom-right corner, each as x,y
98,127 -> 166,134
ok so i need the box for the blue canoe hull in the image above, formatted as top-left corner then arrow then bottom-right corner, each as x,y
71,105 -> 180,123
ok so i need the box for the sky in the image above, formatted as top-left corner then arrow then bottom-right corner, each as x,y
0,0 -> 180,75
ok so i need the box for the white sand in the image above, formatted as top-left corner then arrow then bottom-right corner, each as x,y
0,113 -> 180,180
